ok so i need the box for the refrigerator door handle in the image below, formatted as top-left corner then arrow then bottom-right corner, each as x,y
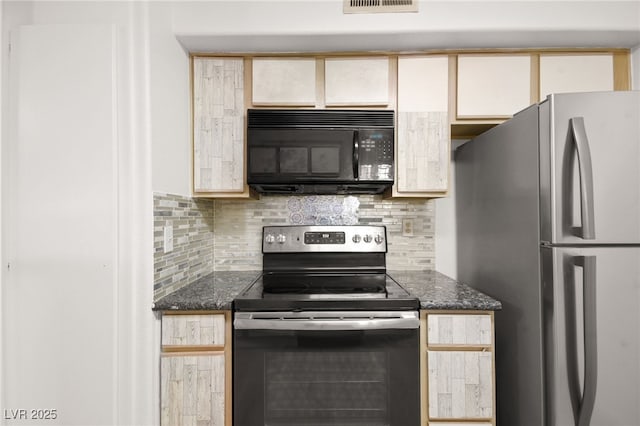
569,255 -> 598,426
569,117 -> 596,240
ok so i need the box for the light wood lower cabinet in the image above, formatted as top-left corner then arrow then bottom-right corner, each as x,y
428,351 -> 493,418
160,311 -> 232,426
421,311 -> 496,426
161,353 -> 225,426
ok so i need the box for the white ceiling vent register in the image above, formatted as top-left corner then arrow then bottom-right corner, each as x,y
343,0 -> 418,14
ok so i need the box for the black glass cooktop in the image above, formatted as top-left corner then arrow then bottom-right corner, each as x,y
261,271 -> 387,293
233,273 -> 419,311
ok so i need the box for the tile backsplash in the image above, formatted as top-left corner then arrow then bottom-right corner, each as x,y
154,192 -> 436,300
213,195 -> 435,271
153,193 -> 214,300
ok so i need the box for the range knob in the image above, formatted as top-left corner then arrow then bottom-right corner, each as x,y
276,234 -> 286,244
363,234 -> 372,243
374,234 -> 384,245
265,234 -> 275,244
352,234 -> 362,243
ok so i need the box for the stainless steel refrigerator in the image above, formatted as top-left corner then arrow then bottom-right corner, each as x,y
455,91 -> 640,426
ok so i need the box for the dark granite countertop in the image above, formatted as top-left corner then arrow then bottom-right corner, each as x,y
153,269 -> 501,312
387,270 -> 502,311
152,271 -> 260,311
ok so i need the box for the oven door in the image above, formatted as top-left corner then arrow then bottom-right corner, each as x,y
233,311 -> 421,426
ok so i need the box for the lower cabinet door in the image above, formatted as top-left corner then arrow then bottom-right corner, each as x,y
427,351 -> 493,420
161,353 -> 225,426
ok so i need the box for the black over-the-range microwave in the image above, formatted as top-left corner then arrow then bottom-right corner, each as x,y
247,109 -> 394,194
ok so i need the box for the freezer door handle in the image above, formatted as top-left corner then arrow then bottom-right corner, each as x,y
568,256 -> 598,426
569,117 -> 596,240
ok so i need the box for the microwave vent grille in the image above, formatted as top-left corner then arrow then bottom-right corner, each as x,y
248,109 -> 394,128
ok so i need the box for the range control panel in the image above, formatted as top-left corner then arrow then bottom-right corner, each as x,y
263,225 -> 387,253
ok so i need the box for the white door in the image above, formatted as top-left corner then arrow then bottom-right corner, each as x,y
3,24 -> 118,425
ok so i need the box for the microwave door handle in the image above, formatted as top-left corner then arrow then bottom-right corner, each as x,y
353,130 -> 359,180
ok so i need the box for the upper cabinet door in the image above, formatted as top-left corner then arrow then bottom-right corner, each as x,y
252,58 -> 317,106
396,56 -> 449,194
193,57 -> 245,194
324,57 -> 390,106
457,54 -> 532,118
398,56 -> 448,112
539,54 -> 614,100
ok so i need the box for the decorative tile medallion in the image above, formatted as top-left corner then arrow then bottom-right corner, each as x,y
287,195 -> 359,225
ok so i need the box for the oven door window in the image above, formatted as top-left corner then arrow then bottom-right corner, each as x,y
266,350 -> 387,423
234,329 -> 420,426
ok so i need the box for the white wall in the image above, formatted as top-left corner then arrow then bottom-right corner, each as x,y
149,3 -> 191,196
172,0 -> 640,52
0,0 -> 3,411
1,2 -> 157,425
6,24 -> 119,423
435,140 -> 468,279
0,0 -> 34,413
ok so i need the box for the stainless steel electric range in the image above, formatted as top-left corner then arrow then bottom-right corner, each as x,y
233,225 -> 420,426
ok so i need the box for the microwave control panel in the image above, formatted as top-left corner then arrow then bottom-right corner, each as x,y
357,129 -> 394,181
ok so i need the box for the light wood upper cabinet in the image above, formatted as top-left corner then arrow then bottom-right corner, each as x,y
252,58 -> 317,106
457,54 -> 532,119
396,56 -> 450,196
398,56 -> 448,112
325,57 -> 390,106
190,50 -> 630,197
451,50 -> 629,139
192,57 -> 248,196
539,53 -> 614,100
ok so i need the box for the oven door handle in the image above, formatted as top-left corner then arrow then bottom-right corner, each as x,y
234,314 -> 420,331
